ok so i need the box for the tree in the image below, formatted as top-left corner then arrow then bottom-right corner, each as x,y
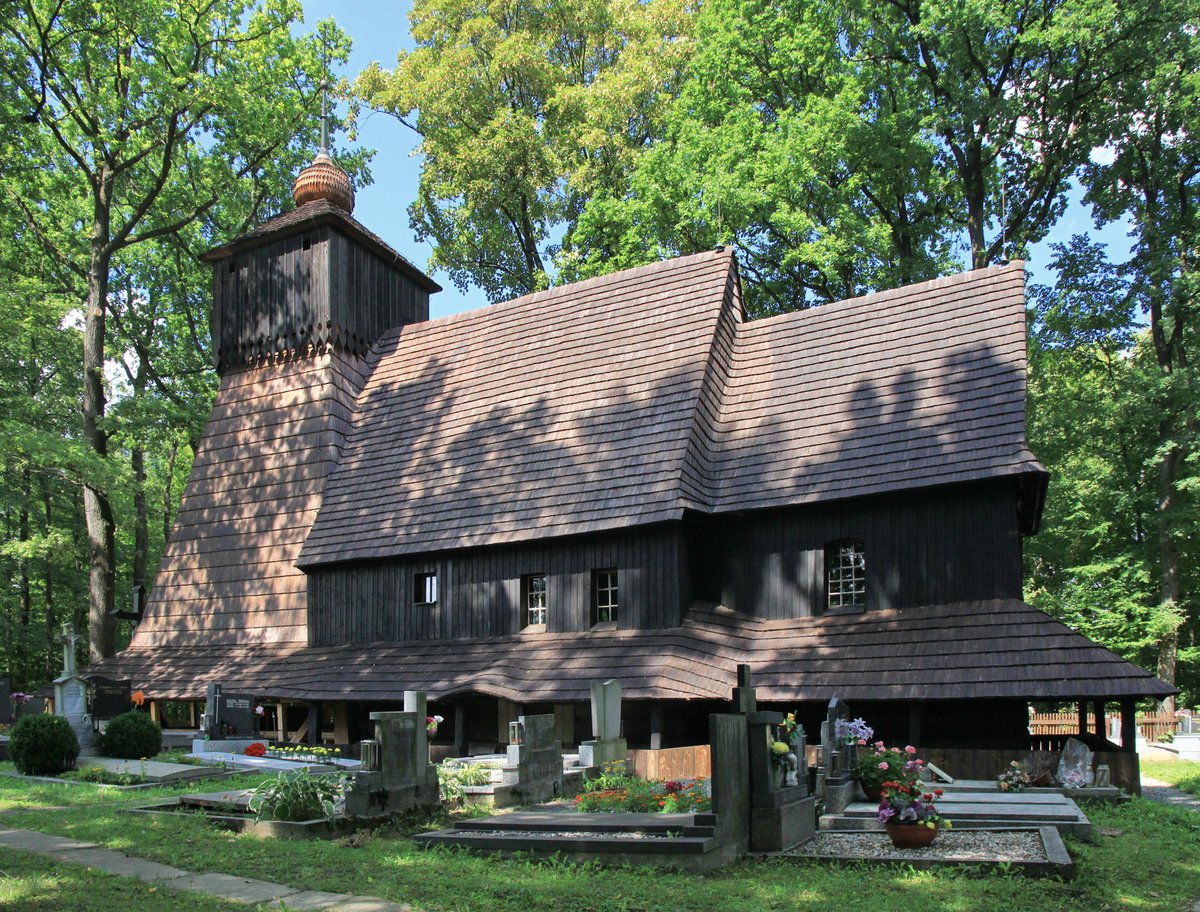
1075,8 -> 1200,708
571,0 -> 1170,314
0,0 -> 349,659
356,0 -> 692,303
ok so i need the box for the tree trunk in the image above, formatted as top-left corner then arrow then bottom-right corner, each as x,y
42,479 -> 56,681
163,437 -> 179,545
18,467 -> 31,626
84,177 -> 116,661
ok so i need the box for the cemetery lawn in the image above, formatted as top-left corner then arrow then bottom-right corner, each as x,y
1140,757 -> 1200,796
0,845 -> 249,912
1,764 -> 1199,912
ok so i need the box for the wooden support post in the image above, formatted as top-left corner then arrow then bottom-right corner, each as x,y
306,702 -> 320,746
275,702 -> 286,741
148,701 -> 161,725
454,701 -> 468,757
1092,701 -> 1105,738
188,701 -> 198,729
331,702 -> 349,746
650,704 -> 663,751
908,702 -> 923,748
1120,699 -> 1137,753
1077,701 -> 1088,736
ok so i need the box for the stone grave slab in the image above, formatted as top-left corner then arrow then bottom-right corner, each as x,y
179,788 -> 256,812
188,750 -> 335,773
78,756 -> 212,784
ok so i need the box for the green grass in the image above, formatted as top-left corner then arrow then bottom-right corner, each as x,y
0,845 -> 248,912
0,762 -> 1198,911
1139,757 -> 1200,796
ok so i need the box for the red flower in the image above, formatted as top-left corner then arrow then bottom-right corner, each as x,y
244,742 -> 267,757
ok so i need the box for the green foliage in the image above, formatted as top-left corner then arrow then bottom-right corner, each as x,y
574,774 -> 711,813
436,761 -> 493,803
581,760 -> 634,793
248,770 -> 343,822
99,711 -> 162,760
9,714 -> 79,776
355,0 -> 691,302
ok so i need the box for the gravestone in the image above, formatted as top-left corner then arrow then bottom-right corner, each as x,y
707,713 -> 751,867
0,678 -> 9,724
579,679 -> 627,770
52,622 -> 93,749
204,683 -> 258,738
733,667 -> 817,852
817,696 -> 856,814
85,675 -> 131,723
505,714 -> 563,803
344,704 -> 438,819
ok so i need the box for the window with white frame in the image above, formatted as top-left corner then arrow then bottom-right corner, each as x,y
593,568 -> 618,624
826,540 -> 866,609
523,574 -> 548,627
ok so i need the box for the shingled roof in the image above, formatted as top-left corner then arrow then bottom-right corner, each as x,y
95,600 -> 1173,703
299,256 -> 1044,565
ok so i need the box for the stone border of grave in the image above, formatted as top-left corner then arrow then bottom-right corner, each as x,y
779,825 -> 1075,880
122,796 -> 391,841
0,770 -> 233,792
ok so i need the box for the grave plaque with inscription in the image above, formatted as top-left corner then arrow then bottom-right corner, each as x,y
86,676 -> 132,721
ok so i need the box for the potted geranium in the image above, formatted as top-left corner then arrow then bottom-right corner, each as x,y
877,781 -> 951,848
852,741 -> 923,801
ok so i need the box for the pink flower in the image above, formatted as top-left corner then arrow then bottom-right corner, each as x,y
878,762 -> 889,770
857,739 -> 867,746
874,741 -> 885,749
905,745 -> 917,753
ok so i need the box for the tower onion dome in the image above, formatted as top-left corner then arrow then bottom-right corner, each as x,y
292,149 -> 355,214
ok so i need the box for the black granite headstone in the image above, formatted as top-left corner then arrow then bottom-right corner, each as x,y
0,678 -> 9,723
85,675 -> 131,721
205,683 -> 258,738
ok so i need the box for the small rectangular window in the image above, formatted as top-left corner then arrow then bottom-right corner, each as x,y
826,540 -> 866,610
593,569 -> 618,624
413,572 -> 438,605
523,574 -> 548,627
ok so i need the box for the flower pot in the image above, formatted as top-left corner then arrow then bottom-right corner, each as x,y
860,781 -> 885,802
885,823 -> 939,848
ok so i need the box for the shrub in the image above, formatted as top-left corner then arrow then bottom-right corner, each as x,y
249,769 -> 344,821
9,714 -> 80,776
99,710 -> 162,759
436,761 -> 493,803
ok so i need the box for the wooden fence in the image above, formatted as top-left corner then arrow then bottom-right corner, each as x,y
628,745 -> 711,780
1028,711 -> 1177,743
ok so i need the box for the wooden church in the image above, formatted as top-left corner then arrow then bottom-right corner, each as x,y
94,148 -> 1172,762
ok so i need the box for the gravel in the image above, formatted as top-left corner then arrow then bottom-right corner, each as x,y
786,829 -> 1047,862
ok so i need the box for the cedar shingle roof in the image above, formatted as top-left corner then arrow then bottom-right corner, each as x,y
298,250 -> 742,564
299,256 -> 1043,565
94,600 -> 1174,703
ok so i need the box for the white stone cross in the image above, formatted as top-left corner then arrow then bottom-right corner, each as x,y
58,621 -> 83,677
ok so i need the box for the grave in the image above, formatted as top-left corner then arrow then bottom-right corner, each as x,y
737,665 -> 816,852
84,675 -> 131,727
0,677 -> 9,724
343,691 -> 439,820
52,622 -> 93,750
76,756 -> 214,784
194,683 -> 260,754
578,679 -> 627,771
503,714 -> 564,804
815,696 -> 856,814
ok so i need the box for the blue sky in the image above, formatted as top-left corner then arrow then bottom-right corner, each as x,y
301,1 -> 1132,319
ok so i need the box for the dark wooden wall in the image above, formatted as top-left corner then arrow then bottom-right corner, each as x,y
690,478 -> 1023,619
212,225 -> 429,372
308,524 -> 689,645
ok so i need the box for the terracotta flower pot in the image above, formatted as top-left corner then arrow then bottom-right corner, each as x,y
885,822 -> 940,848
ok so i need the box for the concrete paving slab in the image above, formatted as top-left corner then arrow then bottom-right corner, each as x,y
264,889 -> 360,910
169,871 -> 302,904
0,828 -> 96,851
46,847 -> 188,882
78,756 -> 212,783
323,898 -> 413,912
